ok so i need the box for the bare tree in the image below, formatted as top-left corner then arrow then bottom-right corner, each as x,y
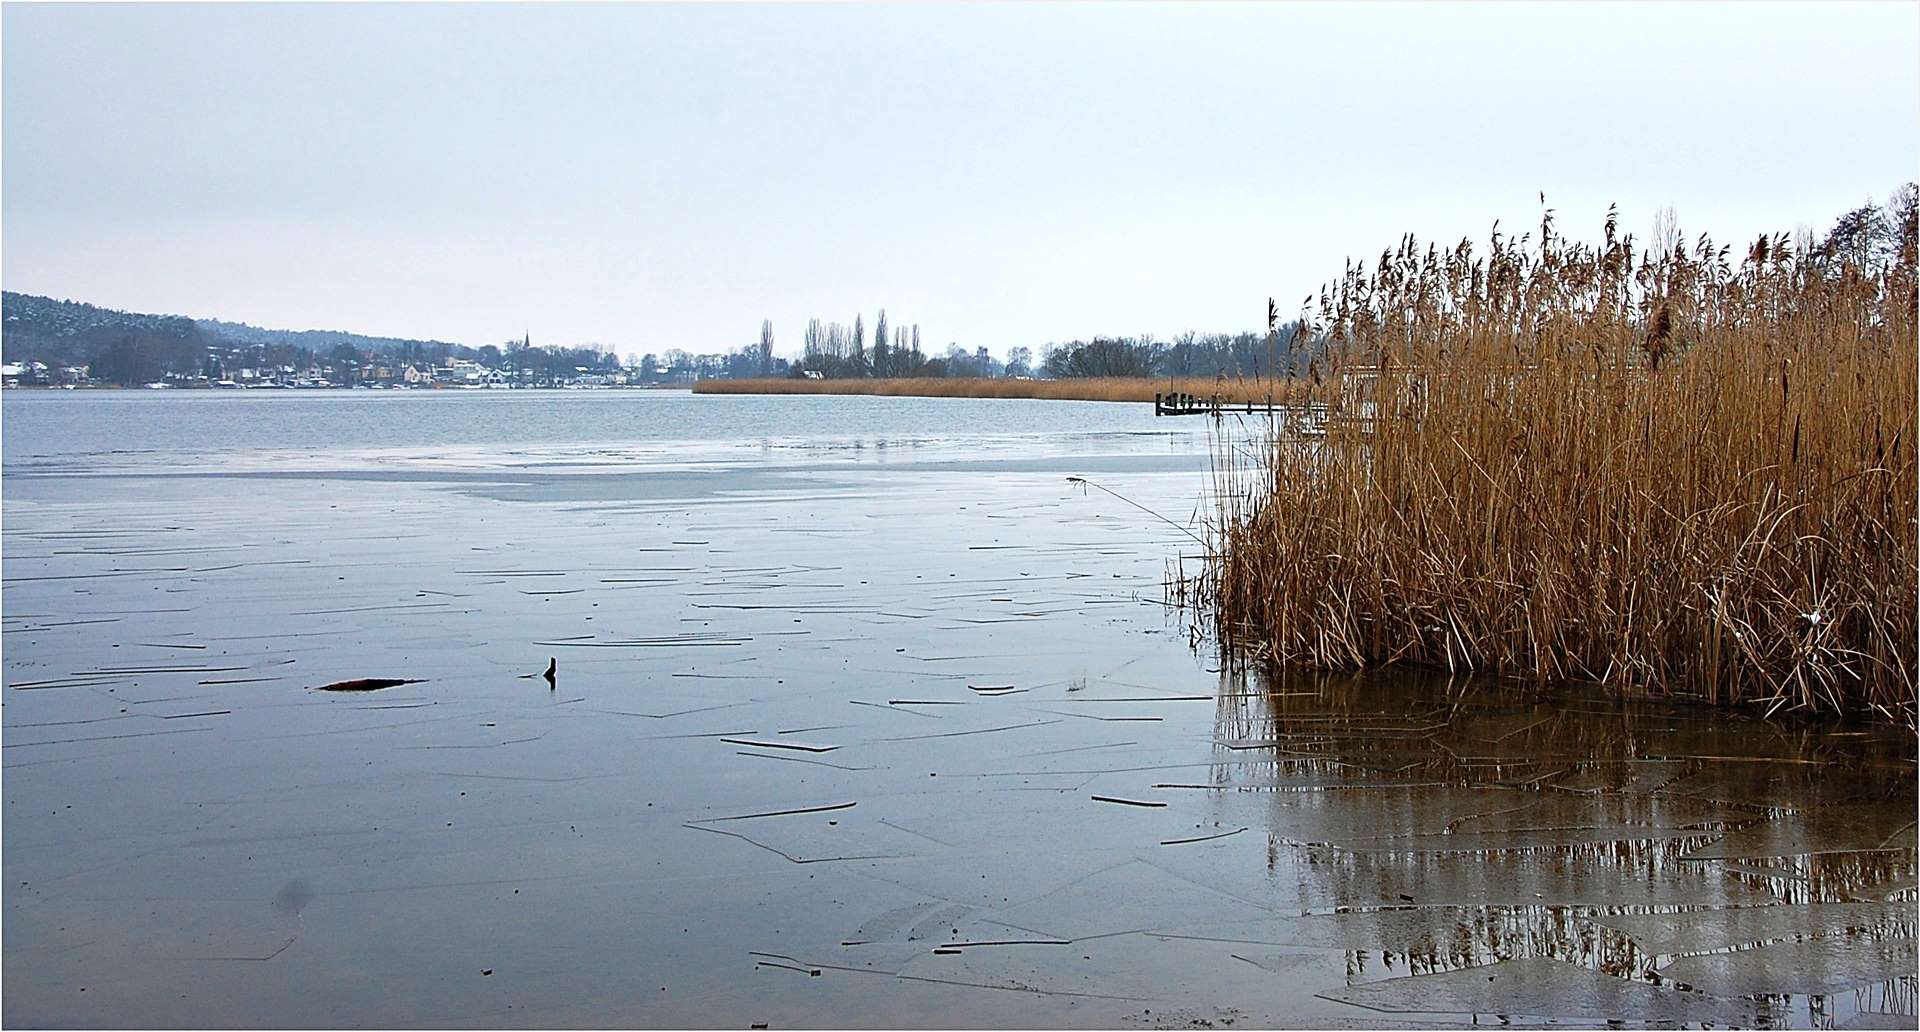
852,313 -> 868,376
1006,345 -> 1033,377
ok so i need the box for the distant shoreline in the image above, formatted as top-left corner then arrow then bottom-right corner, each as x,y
3,378 -> 1301,405
691,376 -> 1295,404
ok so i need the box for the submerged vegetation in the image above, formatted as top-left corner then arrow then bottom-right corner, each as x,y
1183,189 -> 1918,724
692,375 -> 1298,404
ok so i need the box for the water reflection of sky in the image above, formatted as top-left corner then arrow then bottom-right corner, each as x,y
2,390 -> 1235,474
0,391 -> 1269,479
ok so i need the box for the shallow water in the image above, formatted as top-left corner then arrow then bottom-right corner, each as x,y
3,391 -> 1913,1028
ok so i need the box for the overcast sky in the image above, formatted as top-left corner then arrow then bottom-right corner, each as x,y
4,2 -> 1915,358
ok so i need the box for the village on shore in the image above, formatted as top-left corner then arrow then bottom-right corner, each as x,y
0,354 -> 660,390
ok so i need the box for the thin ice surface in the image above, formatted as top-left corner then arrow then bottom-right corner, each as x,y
2,392 -> 1913,1029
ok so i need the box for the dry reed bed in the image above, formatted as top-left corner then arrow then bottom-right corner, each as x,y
1181,205 -> 1918,723
692,376 -> 1293,404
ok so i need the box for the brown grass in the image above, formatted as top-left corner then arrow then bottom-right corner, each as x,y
1179,206 -> 1918,724
691,376 -> 1295,405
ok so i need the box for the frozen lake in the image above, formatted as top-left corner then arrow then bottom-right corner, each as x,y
3,390 -> 1913,1028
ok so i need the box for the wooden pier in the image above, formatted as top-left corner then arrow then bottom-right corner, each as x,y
1153,391 -> 1281,417
1154,391 -> 1333,437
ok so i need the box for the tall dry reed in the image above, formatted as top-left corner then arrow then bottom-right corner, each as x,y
1183,201 -> 1918,723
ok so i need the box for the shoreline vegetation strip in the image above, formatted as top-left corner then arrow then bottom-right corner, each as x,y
691,376 -> 1296,404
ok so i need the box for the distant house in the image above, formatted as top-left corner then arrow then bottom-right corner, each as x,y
5,361 -> 56,386
429,358 -> 494,386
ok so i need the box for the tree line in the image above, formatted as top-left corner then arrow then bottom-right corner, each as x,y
795,310 -> 942,378
1039,328 -> 1310,380
738,308 -> 1316,382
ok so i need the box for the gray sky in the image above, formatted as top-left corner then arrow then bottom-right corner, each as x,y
4,2 -> 1916,358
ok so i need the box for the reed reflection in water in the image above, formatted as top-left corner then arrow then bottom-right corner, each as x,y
1198,664 -> 1916,1027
